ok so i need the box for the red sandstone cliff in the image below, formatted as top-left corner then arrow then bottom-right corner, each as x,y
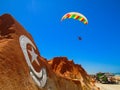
0,14 -> 98,90
48,57 -> 97,89
0,14 -> 40,90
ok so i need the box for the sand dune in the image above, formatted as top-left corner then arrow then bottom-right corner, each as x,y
96,83 -> 120,90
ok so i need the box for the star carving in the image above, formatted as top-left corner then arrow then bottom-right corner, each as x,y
28,47 -> 40,66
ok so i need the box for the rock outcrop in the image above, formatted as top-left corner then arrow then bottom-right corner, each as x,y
0,14 -> 98,90
48,57 -> 96,90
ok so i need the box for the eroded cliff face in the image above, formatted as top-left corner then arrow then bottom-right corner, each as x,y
0,14 -> 98,90
48,57 -> 96,90
0,14 -> 40,90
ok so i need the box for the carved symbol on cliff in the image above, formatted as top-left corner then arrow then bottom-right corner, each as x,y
19,35 -> 47,88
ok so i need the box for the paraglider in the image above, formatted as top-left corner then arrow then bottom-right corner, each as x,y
78,36 -> 82,40
61,12 -> 88,24
61,12 -> 88,41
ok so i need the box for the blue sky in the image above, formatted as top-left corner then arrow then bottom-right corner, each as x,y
0,0 -> 120,74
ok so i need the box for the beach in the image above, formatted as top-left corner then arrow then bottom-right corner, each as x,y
96,83 -> 120,90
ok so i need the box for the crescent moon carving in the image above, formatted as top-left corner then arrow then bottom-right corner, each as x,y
19,35 -> 47,88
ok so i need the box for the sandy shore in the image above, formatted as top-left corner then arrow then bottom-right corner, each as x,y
95,83 -> 120,90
